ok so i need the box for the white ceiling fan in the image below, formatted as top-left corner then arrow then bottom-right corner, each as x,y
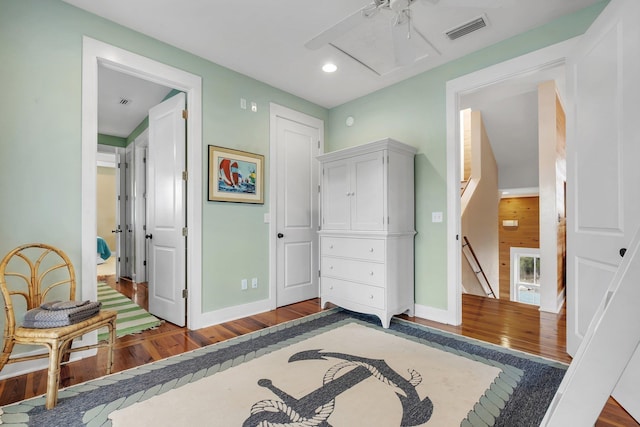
305,0 -> 502,67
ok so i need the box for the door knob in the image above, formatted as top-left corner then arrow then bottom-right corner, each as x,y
620,248 -> 627,257
277,233 -> 284,239
145,234 -> 153,240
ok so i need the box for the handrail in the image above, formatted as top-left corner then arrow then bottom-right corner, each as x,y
462,236 -> 496,298
460,179 -> 471,197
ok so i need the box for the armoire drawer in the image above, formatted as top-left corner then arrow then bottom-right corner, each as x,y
321,256 -> 384,287
322,277 -> 384,309
321,236 -> 385,262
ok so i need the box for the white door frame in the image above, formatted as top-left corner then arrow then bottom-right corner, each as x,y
443,38 -> 578,325
82,37 -> 203,331
268,103 -> 324,309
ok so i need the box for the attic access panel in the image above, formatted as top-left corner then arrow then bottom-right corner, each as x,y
330,11 -> 439,76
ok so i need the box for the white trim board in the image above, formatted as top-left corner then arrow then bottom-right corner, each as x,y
443,37 -> 579,325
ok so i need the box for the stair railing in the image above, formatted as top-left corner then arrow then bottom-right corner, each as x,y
462,236 -> 496,298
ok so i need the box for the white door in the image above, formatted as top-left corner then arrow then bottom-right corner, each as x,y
350,151 -> 385,231
124,145 -> 135,278
134,134 -> 148,284
147,92 -> 187,326
114,149 -> 124,279
274,110 -> 322,307
566,0 -> 640,419
322,159 -> 351,230
566,0 -> 640,355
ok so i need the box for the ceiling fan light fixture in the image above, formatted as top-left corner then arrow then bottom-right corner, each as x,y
322,63 -> 338,73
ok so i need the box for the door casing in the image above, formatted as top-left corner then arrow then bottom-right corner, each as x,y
81,37 -> 204,332
438,38 -> 579,325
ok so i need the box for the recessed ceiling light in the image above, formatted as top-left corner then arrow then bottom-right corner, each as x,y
322,63 -> 337,73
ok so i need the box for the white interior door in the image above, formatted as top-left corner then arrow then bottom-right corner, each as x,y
134,132 -> 148,283
147,92 -> 186,326
274,109 -> 322,307
114,149 -> 124,279
566,0 -> 640,419
124,145 -> 135,278
566,0 -> 640,354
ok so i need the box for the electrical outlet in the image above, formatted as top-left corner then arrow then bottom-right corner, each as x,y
241,279 -> 248,290
240,98 -> 247,110
432,212 -> 443,223
251,278 -> 258,289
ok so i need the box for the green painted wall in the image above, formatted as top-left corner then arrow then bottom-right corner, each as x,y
326,2 -> 608,310
0,0 -> 328,312
0,0 -> 606,319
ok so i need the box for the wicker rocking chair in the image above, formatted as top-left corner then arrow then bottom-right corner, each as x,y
0,243 -> 117,409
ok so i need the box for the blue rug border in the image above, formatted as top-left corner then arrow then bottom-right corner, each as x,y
0,308 -> 567,426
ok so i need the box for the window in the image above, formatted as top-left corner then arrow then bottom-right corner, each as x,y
510,248 -> 541,306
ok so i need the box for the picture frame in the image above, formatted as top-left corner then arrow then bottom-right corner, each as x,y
208,145 -> 264,204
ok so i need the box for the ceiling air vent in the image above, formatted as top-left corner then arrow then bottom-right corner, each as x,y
119,97 -> 132,105
445,15 -> 488,41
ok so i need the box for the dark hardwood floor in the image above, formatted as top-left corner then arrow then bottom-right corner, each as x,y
0,275 -> 636,426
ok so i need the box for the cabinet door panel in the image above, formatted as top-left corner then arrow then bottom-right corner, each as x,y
351,151 -> 385,230
322,160 -> 350,230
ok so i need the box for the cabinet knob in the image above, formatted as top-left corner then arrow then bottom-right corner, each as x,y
369,294 -> 374,299
329,265 -> 333,270
345,192 -> 350,196
369,248 -> 374,252
330,286 -> 334,290
329,244 -> 334,249
369,271 -> 374,276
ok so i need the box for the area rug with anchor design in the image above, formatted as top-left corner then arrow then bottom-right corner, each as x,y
0,309 -> 566,426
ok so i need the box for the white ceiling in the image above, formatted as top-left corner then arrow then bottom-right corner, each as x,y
75,0 -> 597,190
98,65 -> 172,138
460,64 -> 566,190
64,0 -> 599,109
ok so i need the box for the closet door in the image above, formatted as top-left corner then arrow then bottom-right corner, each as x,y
351,151 -> 385,231
322,159 -> 351,230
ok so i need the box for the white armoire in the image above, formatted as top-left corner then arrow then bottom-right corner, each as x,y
317,138 -> 416,328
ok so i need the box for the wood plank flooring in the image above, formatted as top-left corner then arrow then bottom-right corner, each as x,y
0,276 -> 636,426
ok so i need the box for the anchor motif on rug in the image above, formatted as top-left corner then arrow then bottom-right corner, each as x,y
243,349 -> 433,426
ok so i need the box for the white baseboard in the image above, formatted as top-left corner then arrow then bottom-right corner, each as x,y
414,303 -> 458,326
190,299 -> 274,331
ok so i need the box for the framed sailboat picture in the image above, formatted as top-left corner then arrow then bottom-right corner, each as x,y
208,146 -> 264,203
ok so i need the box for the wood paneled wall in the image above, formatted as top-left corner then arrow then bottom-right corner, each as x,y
498,196 -> 540,300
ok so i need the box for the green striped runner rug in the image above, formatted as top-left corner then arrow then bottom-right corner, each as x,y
97,282 -> 162,341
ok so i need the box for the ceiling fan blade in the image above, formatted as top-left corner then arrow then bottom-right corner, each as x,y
391,14 -> 416,66
423,0 -> 503,8
305,4 -> 378,50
